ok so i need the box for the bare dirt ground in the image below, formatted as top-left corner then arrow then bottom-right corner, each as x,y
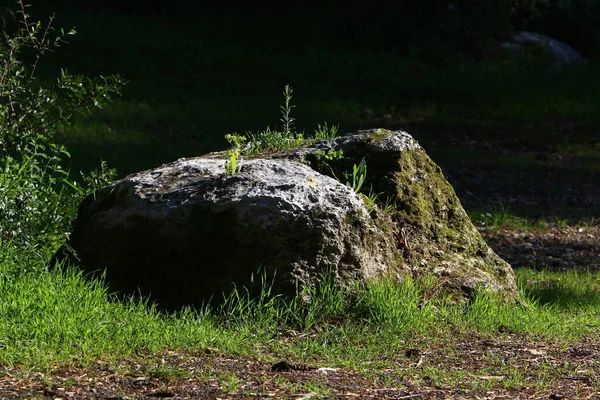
482,225 -> 600,272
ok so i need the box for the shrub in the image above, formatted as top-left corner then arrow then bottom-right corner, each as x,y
0,1 -> 124,266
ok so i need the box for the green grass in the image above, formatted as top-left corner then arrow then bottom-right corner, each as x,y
470,203 -> 531,230
1,254 -> 599,370
0,265 -> 219,368
469,204 -> 595,231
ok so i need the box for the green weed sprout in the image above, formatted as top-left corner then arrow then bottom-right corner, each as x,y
360,190 -> 395,214
316,148 -> 344,162
224,134 -> 246,174
225,86 -> 341,156
280,84 -> 295,137
346,158 -> 367,193
314,122 -> 339,141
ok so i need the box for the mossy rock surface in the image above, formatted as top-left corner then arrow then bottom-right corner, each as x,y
279,129 -> 518,300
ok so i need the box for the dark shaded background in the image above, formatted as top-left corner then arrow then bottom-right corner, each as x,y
38,0 -> 600,60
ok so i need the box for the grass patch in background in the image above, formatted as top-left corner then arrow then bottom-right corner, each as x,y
469,203 -> 599,231
25,8 -> 599,180
25,7 -> 597,225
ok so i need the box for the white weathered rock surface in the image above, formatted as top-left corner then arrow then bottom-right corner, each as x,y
62,129 -> 518,309
66,156 -> 403,309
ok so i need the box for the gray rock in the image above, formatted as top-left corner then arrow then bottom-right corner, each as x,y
501,31 -> 586,68
63,129 -> 518,309
65,156 -> 403,309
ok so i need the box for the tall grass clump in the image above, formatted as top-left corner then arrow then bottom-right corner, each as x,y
0,1 -> 124,265
0,260 -> 224,367
237,85 -> 339,156
358,276 -> 439,335
216,272 -> 443,336
212,269 -> 600,343
432,269 -> 600,339
216,271 -> 351,334
517,268 -> 600,312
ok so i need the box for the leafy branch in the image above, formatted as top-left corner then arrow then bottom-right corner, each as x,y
0,1 -> 124,263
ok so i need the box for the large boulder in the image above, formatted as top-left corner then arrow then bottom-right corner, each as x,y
62,129 -> 517,309
65,156 -> 404,309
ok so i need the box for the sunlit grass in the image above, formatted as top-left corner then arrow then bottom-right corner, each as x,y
468,203 -> 591,231
2,252 -> 599,370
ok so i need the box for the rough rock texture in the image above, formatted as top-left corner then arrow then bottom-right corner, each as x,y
66,157 -> 404,309
64,129 -> 517,309
277,130 -> 517,299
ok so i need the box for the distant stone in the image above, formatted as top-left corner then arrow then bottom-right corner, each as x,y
501,31 -> 586,68
60,130 -> 518,309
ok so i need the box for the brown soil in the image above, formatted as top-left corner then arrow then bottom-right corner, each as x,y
482,225 -> 600,272
1,337 -> 599,399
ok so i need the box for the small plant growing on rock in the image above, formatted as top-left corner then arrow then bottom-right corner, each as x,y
360,190 -> 396,214
225,85 -> 339,156
242,85 -> 304,154
314,122 -> 339,141
224,134 -> 246,174
345,158 -> 367,193
280,84 -> 295,137
315,148 -> 344,162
